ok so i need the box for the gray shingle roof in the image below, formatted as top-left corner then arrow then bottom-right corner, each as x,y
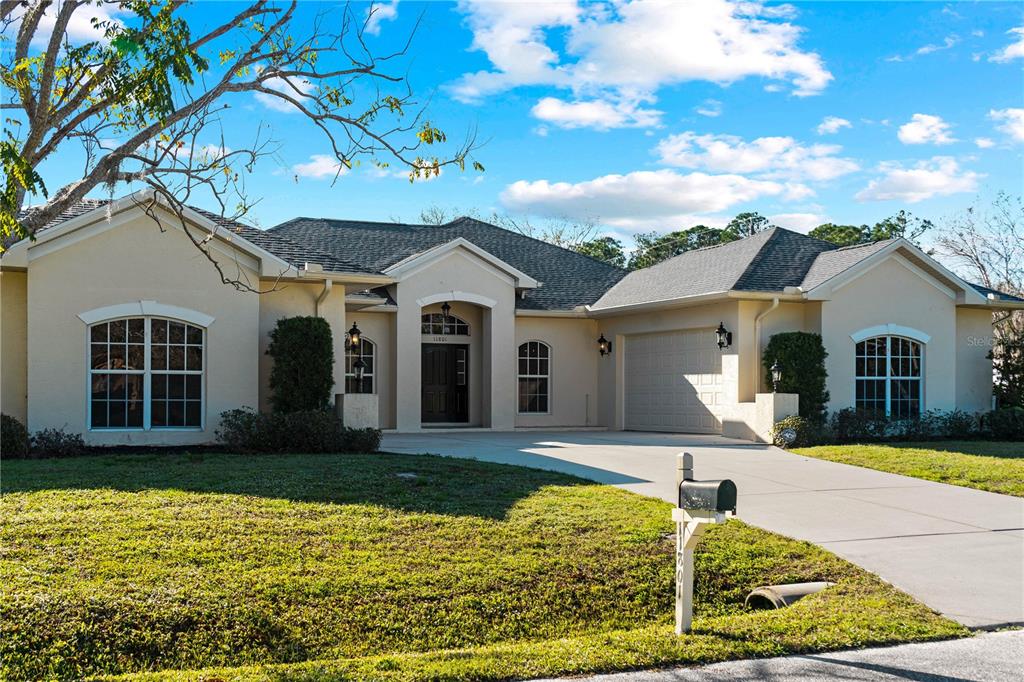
969,283 -> 1024,303
270,216 -> 628,311
799,239 -> 896,290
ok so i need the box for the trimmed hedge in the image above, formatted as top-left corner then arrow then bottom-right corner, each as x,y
1,414 -> 29,457
986,407 -> 1024,440
216,408 -> 381,453
769,415 -> 819,448
763,332 -> 829,423
266,316 -> 335,413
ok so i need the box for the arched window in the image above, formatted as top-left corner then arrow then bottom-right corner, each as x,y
855,336 -> 922,418
421,313 -> 469,336
345,338 -> 375,394
518,341 -> 550,414
89,317 -> 205,429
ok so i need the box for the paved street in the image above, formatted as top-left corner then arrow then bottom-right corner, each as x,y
383,430 -> 1024,629
540,630 -> 1024,682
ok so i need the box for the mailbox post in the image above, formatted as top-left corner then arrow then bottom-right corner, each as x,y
673,453 -> 737,635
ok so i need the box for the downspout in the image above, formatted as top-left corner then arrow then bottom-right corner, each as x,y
315,279 -> 332,317
753,297 -> 780,393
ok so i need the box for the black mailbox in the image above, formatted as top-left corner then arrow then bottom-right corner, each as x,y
678,479 -> 737,513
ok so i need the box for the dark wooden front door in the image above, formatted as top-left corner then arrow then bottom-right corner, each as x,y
421,344 -> 469,423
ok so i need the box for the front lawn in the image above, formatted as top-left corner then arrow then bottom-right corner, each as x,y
1,453 -> 964,681
793,441 -> 1024,497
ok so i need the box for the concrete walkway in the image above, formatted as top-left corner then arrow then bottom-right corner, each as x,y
382,431 -> 1024,629
539,630 -> 1024,682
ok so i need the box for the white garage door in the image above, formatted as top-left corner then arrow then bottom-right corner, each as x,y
625,329 -> 723,433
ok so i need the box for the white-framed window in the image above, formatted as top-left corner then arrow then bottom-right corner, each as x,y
855,335 -> 922,418
518,341 -> 550,414
421,313 -> 469,336
89,317 -> 205,429
345,338 -> 375,394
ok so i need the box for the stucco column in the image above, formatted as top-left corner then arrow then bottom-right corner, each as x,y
485,301 -> 516,430
394,299 -> 422,431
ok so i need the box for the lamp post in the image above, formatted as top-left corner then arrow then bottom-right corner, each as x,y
770,359 -> 783,392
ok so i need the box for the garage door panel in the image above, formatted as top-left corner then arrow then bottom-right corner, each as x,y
625,329 -> 723,433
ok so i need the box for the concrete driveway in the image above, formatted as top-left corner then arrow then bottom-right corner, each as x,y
382,430 -> 1024,629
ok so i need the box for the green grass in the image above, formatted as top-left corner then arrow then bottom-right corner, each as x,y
1,452 -> 965,681
793,441 -> 1024,497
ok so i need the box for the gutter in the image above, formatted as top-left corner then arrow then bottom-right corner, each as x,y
753,297 -> 780,393
315,279 -> 332,317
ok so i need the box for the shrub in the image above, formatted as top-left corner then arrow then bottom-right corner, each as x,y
763,332 -> 829,423
216,408 -> 382,453
769,415 -> 819,448
985,407 -> 1024,441
1,414 -> 29,458
939,410 -> 980,439
266,316 -> 334,413
29,428 -> 86,458
828,408 -> 888,443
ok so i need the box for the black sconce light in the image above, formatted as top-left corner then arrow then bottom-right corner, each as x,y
352,357 -> 367,381
440,301 -> 451,319
597,333 -> 612,356
715,322 -> 732,350
346,321 -> 362,350
770,359 -> 783,393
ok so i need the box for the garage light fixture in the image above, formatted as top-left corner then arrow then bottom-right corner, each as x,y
715,322 -> 732,350
597,333 -> 612,356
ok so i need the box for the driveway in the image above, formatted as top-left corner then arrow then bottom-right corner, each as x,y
382,430 -> 1024,629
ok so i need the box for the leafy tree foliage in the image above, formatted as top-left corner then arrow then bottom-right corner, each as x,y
763,332 -> 830,423
574,236 -> 626,268
628,225 -> 737,269
267,316 -> 334,413
2,1 -> 479,288
725,212 -> 775,238
808,223 -> 868,247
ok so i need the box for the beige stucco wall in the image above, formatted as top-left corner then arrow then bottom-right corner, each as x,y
27,210 -> 260,445
0,271 -> 28,421
514,315 -> 600,427
955,308 -> 994,413
821,256 -> 958,413
345,309 -> 395,429
393,247 -> 518,431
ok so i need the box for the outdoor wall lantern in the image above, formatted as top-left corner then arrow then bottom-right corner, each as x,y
346,321 -> 362,350
715,322 -> 732,350
770,360 -> 783,392
352,357 -> 367,381
597,333 -> 612,356
440,301 -> 452,319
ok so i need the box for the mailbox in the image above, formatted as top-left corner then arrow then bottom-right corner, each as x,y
678,479 -> 737,514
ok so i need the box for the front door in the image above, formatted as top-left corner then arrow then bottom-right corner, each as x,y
421,344 -> 469,423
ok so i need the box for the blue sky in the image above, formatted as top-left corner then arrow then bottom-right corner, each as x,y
29,1 -> 1024,246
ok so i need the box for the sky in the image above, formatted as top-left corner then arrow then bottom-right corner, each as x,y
21,0 -> 1024,247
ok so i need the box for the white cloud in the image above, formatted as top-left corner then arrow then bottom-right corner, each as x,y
365,1 -> 399,36
293,155 -> 349,180
531,96 -> 662,130
7,2 -> 125,46
990,26 -> 1024,62
451,0 -> 832,124
654,131 -> 859,182
974,137 -> 995,149
768,212 -> 827,233
695,99 -> 723,117
916,34 -> 959,55
816,116 -> 851,135
856,157 -> 982,203
254,76 -> 316,113
500,169 -> 811,228
897,113 -> 956,145
989,107 -> 1024,143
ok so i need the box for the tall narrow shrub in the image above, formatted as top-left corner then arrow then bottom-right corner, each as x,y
763,332 -> 830,423
267,316 -> 334,413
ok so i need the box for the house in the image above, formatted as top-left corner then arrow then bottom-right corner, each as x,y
2,190 -> 1021,445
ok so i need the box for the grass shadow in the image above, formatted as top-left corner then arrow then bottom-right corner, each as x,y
0,451 -> 603,519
